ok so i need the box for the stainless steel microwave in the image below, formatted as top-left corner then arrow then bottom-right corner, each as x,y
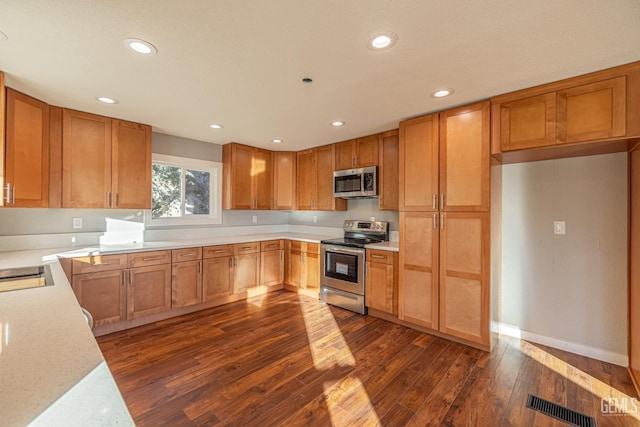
333,166 -> 377,198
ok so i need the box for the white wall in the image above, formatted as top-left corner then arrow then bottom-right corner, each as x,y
501,152 -> 628,364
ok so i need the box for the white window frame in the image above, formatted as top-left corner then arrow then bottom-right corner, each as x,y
144,153 -> 222,227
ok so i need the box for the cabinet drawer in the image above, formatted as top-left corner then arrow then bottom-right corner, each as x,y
287,240 -> 319,254
127,250 -> 171,268
261,240 -> 284,252
203,244 -> 233,259
172,247 -> 203,263
72,254 -> 128,274
366,249 -> 394,265
234,242 -> 260,255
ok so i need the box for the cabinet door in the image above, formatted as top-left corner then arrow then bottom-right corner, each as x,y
316,145 -> 347,211
72,270 -> 126,327
440,101 -> 490,212
203,256 -> 233,301
128,264 -> 172,319
5,89 -> 49,207
253,148 -> 273,210
224,143 -> 253,209
356,134 -> 379,167
172,260 -> 203,308
261,249 -> 283,286
557,76 -> 626,144
62,109 -> 111,208
499,93 -> 556,151
296,149 -> 316,210
378,130 -> 399,210
273,151 -> 296,210
398,212 -> 439,329
399,114 -> 439,211
303,251 -> 320,291
233,253 -> 260,293
439,212 -> 489,346
365,260 -> 396,314
335,139 -> 356,170
286,247 -> 303,287
112,120 -> 151,209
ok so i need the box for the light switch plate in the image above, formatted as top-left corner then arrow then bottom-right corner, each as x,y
554,221 -> 565,235
72,218 -> 83,229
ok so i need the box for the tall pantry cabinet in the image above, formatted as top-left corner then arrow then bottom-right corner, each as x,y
398,100 -> 493,349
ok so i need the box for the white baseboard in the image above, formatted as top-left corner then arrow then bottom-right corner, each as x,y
498,323 -> 628,367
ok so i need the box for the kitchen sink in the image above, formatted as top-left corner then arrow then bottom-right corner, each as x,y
0,265 -> 53,292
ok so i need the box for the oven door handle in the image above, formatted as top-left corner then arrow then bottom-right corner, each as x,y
321,245 -> 365,255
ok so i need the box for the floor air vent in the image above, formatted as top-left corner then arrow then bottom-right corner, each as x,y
526,394 -> 596,427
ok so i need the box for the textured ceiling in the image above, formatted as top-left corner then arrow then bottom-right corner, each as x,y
1,1 -> 640,151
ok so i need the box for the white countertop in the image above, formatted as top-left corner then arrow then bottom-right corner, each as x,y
365,241 -> 400,252
2,231 -> 386,426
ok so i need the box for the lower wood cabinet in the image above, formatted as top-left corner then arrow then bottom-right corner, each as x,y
285,241 -> 319,292
365,249 -> 398,315
260,240 -> 284,286
203,244 -> 233,301
398,211 -> 490,347
171,247 -> 203,308
72,269 -> 126,327
233,242 -> 260,293
128,264 -> 172,319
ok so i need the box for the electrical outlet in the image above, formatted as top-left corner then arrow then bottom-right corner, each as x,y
554,221 -> 565,235
72,217 -> 83,229
252,215 -> 258,224
370,216 -> 375,221
312,216 -> 317,224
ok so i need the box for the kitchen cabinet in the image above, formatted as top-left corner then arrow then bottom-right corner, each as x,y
296,145 -> 347,211
62,109 -> 151,208
203,244 -> 233,301
285,241 -> 319,292
335,134 -> 379,170
260,240 -> 284,286
378,130 -> 399,210
127,263 -> 172,319
232,242 -> 261,293
629,147 -> 640,396
171,247 -> 203,308
492,62 -> 640,161
365,249 -> 398,315
222,142 -> 272,210
272,151 -> 296,210
0,72 -> 5,207
4,88 -> 50,207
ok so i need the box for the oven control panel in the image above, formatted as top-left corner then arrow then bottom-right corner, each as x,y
344,220 -> 388,233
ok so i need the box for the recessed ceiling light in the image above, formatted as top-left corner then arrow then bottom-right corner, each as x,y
302,77 -> 313,84
432,88 -> 454,98
124,38 -> 157,55
272,138 -> 283,143
331,121 -> 345,127
209,123 -> 223,129
367,32 -> 398,50
0,31 -> 8,41
96,96 -> 118,104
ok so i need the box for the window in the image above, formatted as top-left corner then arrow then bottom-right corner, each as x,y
144,154 -> 222,227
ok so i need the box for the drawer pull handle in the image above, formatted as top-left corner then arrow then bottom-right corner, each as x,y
268,244 -> 278,248
213,250 -> 227,253
94,262 -> 111,266
241,246 -> 253,250
180,253 -> 195,257
371,255 -> 385,259
143,257 -> 160,261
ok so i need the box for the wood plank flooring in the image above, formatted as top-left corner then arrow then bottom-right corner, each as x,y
97,291 -> 640,426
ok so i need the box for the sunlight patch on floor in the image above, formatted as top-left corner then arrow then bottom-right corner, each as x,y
322,376 -> 381,426
245,288 -> 267,307
520,340 -> 640,421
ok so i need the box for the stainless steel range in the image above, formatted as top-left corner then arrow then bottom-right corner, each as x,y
320,220 -> 389,314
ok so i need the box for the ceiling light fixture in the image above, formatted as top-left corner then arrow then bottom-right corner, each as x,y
209,123 -> 223,129
432,88 -> 454,98
124,38 -> 157,55
367,32 -> 398,50
0,31 -> 8,41
302,77 -> 313,84
331,121 -> 345,127
272,138 -> 283,143
96,96 -> 118,104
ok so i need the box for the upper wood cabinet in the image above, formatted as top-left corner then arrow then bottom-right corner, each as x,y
492,62 -> 640,162
335,134 -> 379,170
272,151 -> 296,210
62,109 -> 151,208
378,130 -> 399,211
296,145 -> 347,211
399,101 -> 490,212
222,142 -> 272,210
4,88 -> 50,207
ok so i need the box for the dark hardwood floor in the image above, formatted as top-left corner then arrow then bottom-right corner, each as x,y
98,291 -> 640,426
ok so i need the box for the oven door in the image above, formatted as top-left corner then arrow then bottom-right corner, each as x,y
320,245 -> 365,295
